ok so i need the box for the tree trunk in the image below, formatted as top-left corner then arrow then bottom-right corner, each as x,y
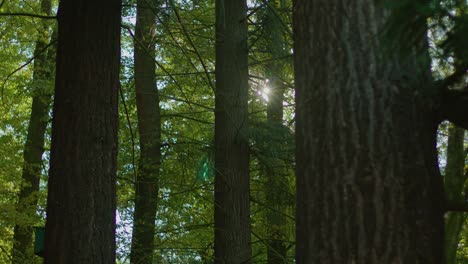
214,0 -> 251,262
262,2 -> 290,262
12,0 -> 53,262
130,0 -> 161,263
293,1 -> 444,263
444,125 -> 466,264
44,0 -> 121,263
265,77 -> 289,264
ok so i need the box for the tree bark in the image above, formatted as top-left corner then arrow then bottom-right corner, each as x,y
44,0 -> 121,263
294,1 -> 444,263
214,0 -> 251,262
130,0 -> 161,263
444,125 -> 466,264
12,0 -> 53,262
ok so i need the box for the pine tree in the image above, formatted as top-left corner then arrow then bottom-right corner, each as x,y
130,0 -> 162,263
214,0 -> 251,262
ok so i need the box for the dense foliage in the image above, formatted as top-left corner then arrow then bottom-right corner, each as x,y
0,0 -> 466,263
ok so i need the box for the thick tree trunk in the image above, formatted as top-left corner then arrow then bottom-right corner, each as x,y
444,125 -> 466,264
294,1 -> 444,263
11,0 -> 53,262
214,0 -> 251,262
130,0 -> 161,263
44,0 -> 121,263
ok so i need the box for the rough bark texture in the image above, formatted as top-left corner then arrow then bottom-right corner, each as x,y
444,125 -> 466,264
44,0 -> 121,263
11,0 -> 53,262
214,0 -> 251,262
130,0 -> 161,263
293,1 -> 444,263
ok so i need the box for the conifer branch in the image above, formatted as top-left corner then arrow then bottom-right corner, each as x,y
122,23 -> 196,112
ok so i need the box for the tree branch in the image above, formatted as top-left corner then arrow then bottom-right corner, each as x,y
438,66 -> 467,91
446,200 -> 468,213
0,245 -> 12,261
0,12 -> 56,19
119,84 -> 137,183
1,39 -> 57,99
170,0 -> 215,92
440,88 -> 468,130
121,23 -> 196,112
259,0 -> 293,38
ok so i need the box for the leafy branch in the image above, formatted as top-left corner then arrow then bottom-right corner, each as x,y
1,39 -> 57,100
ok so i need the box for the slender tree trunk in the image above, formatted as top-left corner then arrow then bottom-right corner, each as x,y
130,0 -> 161,263
262,2 -> 290,262
11,0 -> 53,262
44,0 -> 121,262
214,0 -> 251,262
443,5 -> 468,262
265,76 -> 289,264
294,1 -> 444,263
444,125 -> 466,264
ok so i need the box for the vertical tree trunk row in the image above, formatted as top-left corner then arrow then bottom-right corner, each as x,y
294,1 -> 444,263
130,0 -> 161,263
214,0 -> 251,262
444,125 -> 466,264
44,0 -> 121,262
11,0 -> 53,262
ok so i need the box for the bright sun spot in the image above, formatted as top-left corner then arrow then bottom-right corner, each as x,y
262,86 -> 270,101
258,79 -> 270,102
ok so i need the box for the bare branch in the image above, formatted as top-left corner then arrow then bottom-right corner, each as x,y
446,200 -> 468,213
0,12 -> 56,19
0,245 -> 12,261
119,84 -> 137,183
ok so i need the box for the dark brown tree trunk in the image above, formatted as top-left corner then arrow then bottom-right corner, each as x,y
12,0 -> 53,262
214,0 -> 251,262
444,125 -> 466,264
44,0 -> 121,263
294,1 -> 444,263
130,0 -> 161,263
